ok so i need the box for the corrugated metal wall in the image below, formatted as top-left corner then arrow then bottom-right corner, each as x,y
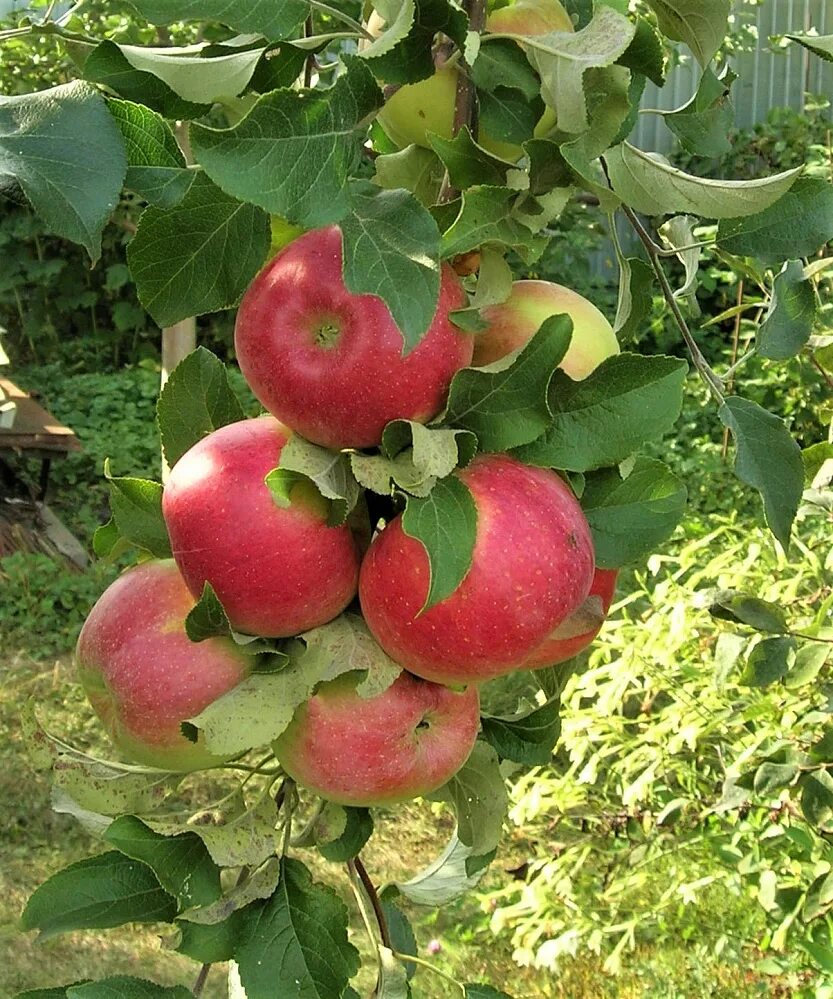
633,0 -> 833,155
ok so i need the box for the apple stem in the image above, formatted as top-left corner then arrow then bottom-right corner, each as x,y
351,855 -> 393,950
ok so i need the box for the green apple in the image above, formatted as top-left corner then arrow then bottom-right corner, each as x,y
486,0 -> 573,34
474,280 -> 620,380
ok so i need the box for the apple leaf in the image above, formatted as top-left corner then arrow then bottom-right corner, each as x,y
103,816 -> 221,912
102,461 -> 171,560
190,58 -> 383,229
378,893 -> 417,980
183,615 -> 401,757
718,397 -> 804,551
67,980 -> 193,999
147,791 -> 280,869
401,475 -> 478,611
659,215 -> 701,306
428,742 -> 508,856
643,0 -> 730,67
470,38 -> 540,100
757,261 -> 816,361
580,457 -> 687,568
235,858 -> 360,999
107,99 -> 194,209
363,0 -> 468,85
465,987 -> 515,999
315,805 -> 374,862
125,0 -> 308,40
515,354 -> 687,472
14,988 -> 82,999
374,145 -> 445,207
376,947 -> 410,999
604,143 -> 802,219
444,315 -> 573,453
128,172 -> 270,328
801,770 -> 833,833
477,85 -> 545,146
0,81 -> 126,262
185,584 -> 288,660
21,852 -> 176,941
741,636 -> 797,688
394,832 -> 493,906
663,66 -> 735,158
177,858 -> 282,927
514,5 -> 635,134
613,252 -> 655,341
718,179 -> 833,265
265,435 -> 361,526
708,592 -> 789,634
617,17 -> 666,87
360,0 -> 416,60
429,127 -> 510,189
440,186 -> 546,262
156,347 -> 245,468
176,915 -> 240,963
70,40 -> 208,119
341,180 -> 441,352
481,698 -> 562,766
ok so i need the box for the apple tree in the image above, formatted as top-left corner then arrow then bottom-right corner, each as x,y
3,0 -> 831,996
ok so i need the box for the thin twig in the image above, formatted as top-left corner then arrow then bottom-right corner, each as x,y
622,204 -> 726,404
722,279 -> 745,459
353,856 -> 392,950
392,952 -> 467,996
192,963 -> 211,997
304,15 -> 314,87
812,355 -> 833,391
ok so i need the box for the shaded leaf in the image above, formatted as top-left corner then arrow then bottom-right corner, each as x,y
428,742 -> 508,856
757,260 -> 816,361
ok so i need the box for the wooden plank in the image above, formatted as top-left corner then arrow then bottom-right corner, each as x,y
0,377 -> 81,454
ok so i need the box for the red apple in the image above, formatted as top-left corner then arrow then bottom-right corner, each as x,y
359,454 -> 595,685
162,415 -> 360,637
75,560 -> 250,772
272,670 -> 480,806
474,280 -> 620,379
524,567 -> 618,668
234,226 -> 473,449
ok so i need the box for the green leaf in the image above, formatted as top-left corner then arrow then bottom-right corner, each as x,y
803,870 -> 833,924
103,815 -> 220,913
376,947 -> 410,999
156,346 -> 245,468
477,86 -> 545,146
708,593 -> 789,634
360,0 -> 416,60
68,980 -> 192,999
183,615 -> 401,757
786,32 -> 833,65
786,644 -> 831,690
613,254 -> 654,342
616,17 -> 666,87
379,895 -> 417,980
126,0 -> 308,39
444,315 -> 573,452
315,806 -> 374,862
235,857 -> 360,999
103,462 -> 171,559
580,457 -> 687,568
266,435 -> 361,526
395,833 -> 493,906
429,127 -> 509,189
604,143 -> 801,219
72,40 -> 208,119
401,476 -> 478,611
440,186 -> 545,261
515,354 -> 687,472
470,38 -> 541,99
176,914 -> 240,963
428,742 -> 508,856
21,852 -> 176,940
757,260 -> 816,361
717,180 -> 833,265
364,0 -> 468,85
643,0 -> 730,67
0,81 -> 126,262
801,770 -> 833,831
374,145 -> 445,207
107,99 -> 194,209
516,6 -> 636,134
718,397 -> 804,551
481,698 -> 562,766
663,66 -> 735,157
741,636 -> 797,688
465,987 -> 515,999
754,762 -> 800,797
341,180 -> 441,351
128,172 -> 270,328
659,214 -> 702,306
191,58 -> 383,228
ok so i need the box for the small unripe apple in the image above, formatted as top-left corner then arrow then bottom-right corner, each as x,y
273,670 -> 480,806
234,226 -> 473,449
360,454 -> 595,685
76,560 -> 250,772
524,567 -> 618,668
486,0 -> 573,34
474,280 -> 620,380
163,415 -> 360,637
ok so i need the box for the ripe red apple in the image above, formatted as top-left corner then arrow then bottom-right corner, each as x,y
76,560 -> 250,772
524,567 -> 618,669
359,455 -> 595,685
272,670 -> 480,806
234,226 -> 473,449
474,280 -> 620,379
162,415 -> 360,637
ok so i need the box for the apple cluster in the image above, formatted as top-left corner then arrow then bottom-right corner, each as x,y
76,223 -> 621,807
